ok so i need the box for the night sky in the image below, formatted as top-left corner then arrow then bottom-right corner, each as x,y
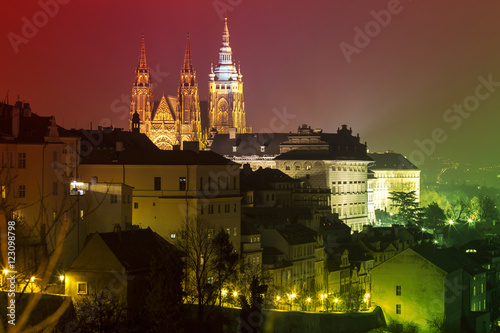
2,0 -> 500,166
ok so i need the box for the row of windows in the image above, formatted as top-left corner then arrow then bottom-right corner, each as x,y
1,152 -> 62,169
154,177 -> 187,191
1,152 -> 25,168
200,203 -> 237,215
332,165 -> 366,172
332,203 -> 366,216
293,244 -> 315,259
110,195 -> 131,204
332,181 -> 367,195
155,176 -> 238,192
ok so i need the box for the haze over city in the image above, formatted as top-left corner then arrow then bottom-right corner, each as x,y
2,0 -> 499,166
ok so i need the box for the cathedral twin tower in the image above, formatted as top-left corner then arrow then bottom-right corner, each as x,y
129,19 -> 248,150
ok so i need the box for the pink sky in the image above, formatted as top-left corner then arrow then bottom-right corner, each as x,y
1,0 -> 499,165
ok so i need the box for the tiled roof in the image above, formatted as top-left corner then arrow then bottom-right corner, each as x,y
241,167 -> 300,191
277,224 -> 317,245
411,246 -> 462,274
97,228 -> 173,271
209,133 -> 289,157
83,148 -> 236,165
368,152 -> 419,170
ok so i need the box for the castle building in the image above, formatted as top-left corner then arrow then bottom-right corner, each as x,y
208,18 -> 248,134
367,151 -> 420,223
129,34 -> 202,149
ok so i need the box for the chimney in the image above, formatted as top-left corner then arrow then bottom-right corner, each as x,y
23,103 -> 31,117
229,127 -> 236,140
182,141 -> 199,153
12,102 -> 21,138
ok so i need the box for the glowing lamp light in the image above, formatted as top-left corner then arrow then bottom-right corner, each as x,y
434,240 -> 438,244
3,269 -> 9,275
291,293 -> 296,299
30,276 -> 35,282
307,298 -> 311,303
448,220 -> 454,225
59,275 -> 65,282
221,289 -> 227,296
334,298 -> 339,303
233,291 -> 238,297
468,219 -> 473,223
421,228 -> 426,232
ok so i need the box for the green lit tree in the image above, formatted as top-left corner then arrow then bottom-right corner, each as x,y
388,191 -> 420,225
422,202 -> 447,229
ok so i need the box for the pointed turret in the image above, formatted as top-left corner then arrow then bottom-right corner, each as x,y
182,33 -> 194,73
208,17 -> 247,134
178,33 -> 202,144
130,33 -> 154,132
138,33 -> 148,70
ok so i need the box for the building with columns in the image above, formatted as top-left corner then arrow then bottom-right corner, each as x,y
207,124 -> 373,232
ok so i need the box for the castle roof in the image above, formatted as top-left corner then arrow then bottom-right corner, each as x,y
368,152 -> 419,170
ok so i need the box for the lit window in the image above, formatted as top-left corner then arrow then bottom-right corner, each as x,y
306,165 -> 311,170
179,177 -> 187,191
1,186 -> 5,199
77,282 -> 88,295
170,233 -> 176,239
260,146 -> 265,152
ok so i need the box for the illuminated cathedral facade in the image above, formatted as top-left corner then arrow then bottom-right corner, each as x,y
129,19 -> 248,149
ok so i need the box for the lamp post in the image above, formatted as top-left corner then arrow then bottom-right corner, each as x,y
334,298 -> 339,312
276,296 -> 280,310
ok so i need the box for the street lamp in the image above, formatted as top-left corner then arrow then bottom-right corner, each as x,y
448,219 -> 454,225
334,298 -> 339,311
276,296 -> 280,309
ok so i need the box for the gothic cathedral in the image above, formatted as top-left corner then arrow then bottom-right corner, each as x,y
208,18 -> 249,134
129,19 -> 248,149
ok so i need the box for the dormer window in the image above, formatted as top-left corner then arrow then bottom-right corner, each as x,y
260,146 -> 265,152
232,146 -> 237,152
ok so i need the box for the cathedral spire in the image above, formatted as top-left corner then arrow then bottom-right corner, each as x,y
138,33 -> 148,69
222,17 -> 230,47
183,33 -> 194,73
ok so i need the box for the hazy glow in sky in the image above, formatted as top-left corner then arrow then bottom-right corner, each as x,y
1,0 -> 499,165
